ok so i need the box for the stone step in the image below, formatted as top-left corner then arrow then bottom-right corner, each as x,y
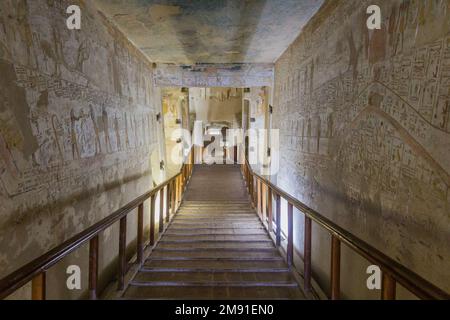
173,217 -> 260,222
171,220 -> 262,225
170,222 -> 263,228
147,256 -> 282,261
157,242 -> 275,250
123,285 -> 305,300
141,267 -> 289,273
160,239 -> 273,244
133,271 -> 296,283
150,250 -> 280,259
177,212 -> 256,216
144,258 -> 289,270
130,281 -> 298,288
168,226 -> 266,231
164,229 -> 267,235
162,234 -> 271,242
179,208 -> 253,211
180,207 -> 252,211
155,247 -> 276,253
182,201 -> 250,205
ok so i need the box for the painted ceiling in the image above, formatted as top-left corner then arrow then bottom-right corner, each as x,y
93,0 -> 324,64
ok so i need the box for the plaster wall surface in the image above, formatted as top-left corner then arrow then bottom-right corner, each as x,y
273,0 -> 450,297
0,0 -> 162,298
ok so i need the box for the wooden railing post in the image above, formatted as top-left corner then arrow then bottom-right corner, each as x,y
150,195 -> 156,246
223,146 -> 227,164
330,235 -> 341,300
276,193 -> 281,246
248,174 -> 252,202
253,177 -> 257,206
382,273 -> 396,300
249,174 -> 253,204
137,203 -> 144,265
262,183 -> 266,222
248,171 -> 251,195
257,179 -> 261,217
31,273 -> 46,300
159,188 -> 164,233
304,215 -> 312,292
246,168 -> 249,187
165,185 -> 170,223
267,188 -> 273,232
171,179 -> 176,214
176,176 -> 179,210
176,175 -> 181,209
287,203 -> 294,267
118,216 -> 127,290
180,172 -> 184,195
89,235 -> 99,299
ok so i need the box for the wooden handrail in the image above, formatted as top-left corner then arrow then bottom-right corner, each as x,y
0,148 -> 194,300
241,159 -> 450,300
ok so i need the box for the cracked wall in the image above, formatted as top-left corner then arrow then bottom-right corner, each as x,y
0,0 -> 162,298
273,0 -> 450,298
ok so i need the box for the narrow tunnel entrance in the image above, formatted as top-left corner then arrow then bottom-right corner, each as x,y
160,87 -> 273,175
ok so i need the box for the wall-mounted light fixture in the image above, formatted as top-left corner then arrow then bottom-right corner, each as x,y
269,105 -> 273,114
176,138 -> 182,144
160,160 -> 165,170
250,117 -> 256,123
156,113 -> 161,122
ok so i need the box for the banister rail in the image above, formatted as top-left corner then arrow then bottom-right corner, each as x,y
0,148 -> 194,300
241,159 -> 450,300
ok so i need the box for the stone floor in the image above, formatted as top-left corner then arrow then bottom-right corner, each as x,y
121,165 -> 305,300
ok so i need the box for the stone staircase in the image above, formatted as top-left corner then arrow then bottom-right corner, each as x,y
122,201 -> 304,299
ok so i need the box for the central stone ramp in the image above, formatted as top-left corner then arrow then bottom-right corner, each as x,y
122,200 -> 305,300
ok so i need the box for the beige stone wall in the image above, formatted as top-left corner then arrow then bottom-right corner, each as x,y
0,0 -> 163,298
273,0 -> 450,298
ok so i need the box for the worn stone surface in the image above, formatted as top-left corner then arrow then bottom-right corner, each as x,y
0,0 -> 162,298
273,0 -> 450,296
93,0 -> 324,64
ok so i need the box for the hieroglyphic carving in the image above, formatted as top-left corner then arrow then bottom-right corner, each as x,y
0,0 -> 159,216
273,0 -> 450,291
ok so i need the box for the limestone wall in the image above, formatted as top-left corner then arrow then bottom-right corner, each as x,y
0,0 -> 163,298
273,0 -> 450,298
